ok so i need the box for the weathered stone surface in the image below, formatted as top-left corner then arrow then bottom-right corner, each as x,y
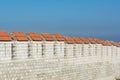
0,57 -> 119,80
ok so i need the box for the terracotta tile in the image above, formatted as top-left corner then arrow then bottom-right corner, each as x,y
0,32 -> 10,37
94,39 -> 103,44
12,32 -> 27,37
88,38 -> 96,44
73,37 -> 83,44
12,32 -> 29,41
28,32 -> 42,41
53,34 -> 64,41
16,37 -> 28,41
0,37 -> 12,41
41,34 -> 54,41
0,31 -> 12,41
80,38 -> 89,44
64,37 -> 74,44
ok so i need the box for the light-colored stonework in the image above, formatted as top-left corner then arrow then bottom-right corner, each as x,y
0,42 -> 120,80
0,57 -> 119,80
0,32 -> 120,80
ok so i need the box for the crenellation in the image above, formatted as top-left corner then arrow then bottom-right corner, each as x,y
0,31 -> 120,80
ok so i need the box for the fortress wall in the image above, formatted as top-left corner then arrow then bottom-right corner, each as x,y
0,32 -> 120,80
54,41 -> 65,58
0,42 -> 12,61
0,41 -> 119,80
0,58 -> 117,80
12,41 -> 29,60
28,41 -> 42,59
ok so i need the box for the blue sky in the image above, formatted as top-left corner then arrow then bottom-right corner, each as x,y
0,0 -> 120,41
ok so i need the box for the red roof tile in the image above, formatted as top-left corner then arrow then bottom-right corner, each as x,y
64,37 -> 74,44
80,38 -> 89,44
41,34 -> 55,41
88,38 -> 96,44
0,37 -> 12,41
0,32 -> 10,37
15,37 -> 28,41
94,39 -> 103,44
110,41 -> 120,47
105,41 -> 112,46
12,32 -> 27,37
94,39 -> 110,46
73,37 -> 83,44
0,31 -> 12,41
27,32 -> 42,41
12,32 -> 29,41
53,34 -> 64,41
101,40 -> 110,46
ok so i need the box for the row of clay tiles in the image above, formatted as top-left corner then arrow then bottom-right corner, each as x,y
0,31 -> 120,47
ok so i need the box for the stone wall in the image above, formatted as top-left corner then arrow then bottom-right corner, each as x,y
0,40 -> 120,80
0,57 -> 120,80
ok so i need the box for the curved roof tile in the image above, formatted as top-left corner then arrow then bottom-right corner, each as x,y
53,34 -> 64,41
12,32 -> 29,41
41,33 -> 55,41
64,37 -> 74,44
27,32 -> 42,41
73,37 -> 83,44
0,31 -> 12,41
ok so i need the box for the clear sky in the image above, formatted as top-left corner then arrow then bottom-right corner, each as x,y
0,0 -> 120,41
